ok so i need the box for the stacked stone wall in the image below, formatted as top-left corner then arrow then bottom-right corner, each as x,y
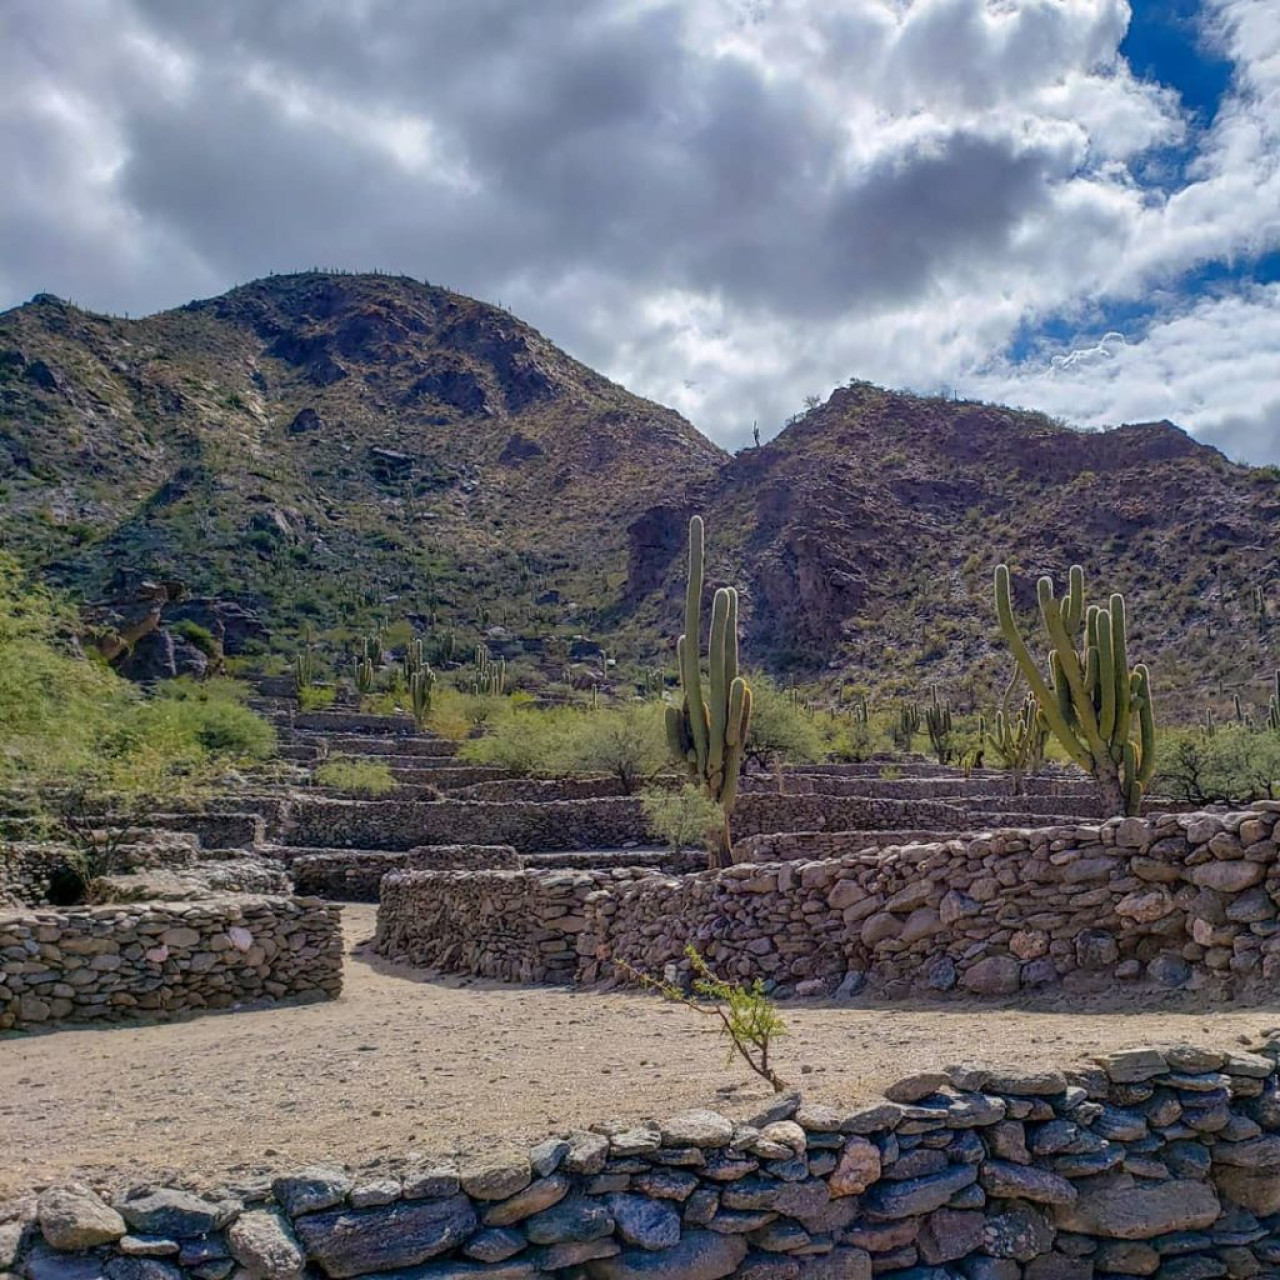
292,845 -> 522,900
13,1042 -> 1280,1279
0,894 -> 342,1031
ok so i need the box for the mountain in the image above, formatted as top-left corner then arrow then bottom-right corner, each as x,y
3,273 -> 1278,711
623,380 -> 1280,710
0,272 -> 724,636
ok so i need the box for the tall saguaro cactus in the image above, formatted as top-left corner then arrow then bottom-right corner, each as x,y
664,516 -> 753,868
994,564 -> 1155,815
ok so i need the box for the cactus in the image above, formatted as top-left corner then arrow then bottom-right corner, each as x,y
293,647 -> 316,693
924,688 -> 954,765
355,657 -> 375,696
409,665 -> 437,729
848,694 -> 869,727
994,564 -> 1155,816
890,703 -> 920,754
1204,706 -> 1217,738
663,516 -> 753,868
1234,692 -> 1246,724
984,685 -> 1048,793
1268,673 -> 1280,733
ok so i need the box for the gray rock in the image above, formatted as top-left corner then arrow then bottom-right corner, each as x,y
25,1247 -> 108,1280
1147,954 -> 1193,988
917,1209 -> 984,1264
533,1237 -> 621,1269
104,1260 -> 182,1280
982,1206 -> 1056,1261
659,1111 -> 734,1149
795,1247 -> 872,1279
607,1195 -> 681,1250
483,1175 -> 570,1226
564,1132 -> 610,1175
402,1163 -> 460,1200
961,956 -> 1021,996
1053,1180 -> 1219,1239
271,1166 -> 352,1217
118,1238 -> 178,1258
38,1186 -> 126,1250
119,1191 -> 229,1239
462,1227 -> 525,1263
585,1229 -> 747,1278
860,1163 -> 978,1219
885,1074 -> 950,1104
528,1139 -> 571,1178
291,1196 -> 478,1278
226,1210 -> 303,1280
459,1153 -> 531,1201
523,1195 -> 615,1245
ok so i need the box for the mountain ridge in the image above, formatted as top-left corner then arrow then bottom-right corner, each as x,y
3,272 -> 1277,711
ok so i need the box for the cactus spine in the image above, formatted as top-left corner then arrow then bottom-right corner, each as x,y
663,516 -> 753,868
994,564 -> 1155,816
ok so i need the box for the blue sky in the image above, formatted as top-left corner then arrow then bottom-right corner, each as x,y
3,0 -> 1279,461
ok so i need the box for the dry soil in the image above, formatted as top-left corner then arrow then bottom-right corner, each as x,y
2,905 -> 1278,1198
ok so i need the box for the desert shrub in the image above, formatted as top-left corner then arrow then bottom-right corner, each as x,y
741,676 -> 827,771
1153,727 -> 1280,805
642,784 -> 723,854
171,619 -> 220,657
155,676 -> 250,704
562,703 -> 667,793
314,756 -> 396,796
298,684 -> 336,711
460,704 -> 575,777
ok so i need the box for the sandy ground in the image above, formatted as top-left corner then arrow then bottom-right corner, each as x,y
3,904 -> 1279,1199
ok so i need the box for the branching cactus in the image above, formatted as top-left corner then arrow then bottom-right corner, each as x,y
664,515 -> 753,868
994,564 -> 1155,815
1268,672 -> 1280,733
983,686 -> 1048,794
924,690 -> 954,765
409,666 -> 436,730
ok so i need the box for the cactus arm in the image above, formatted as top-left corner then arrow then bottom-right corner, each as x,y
1110,595 -> 1132,756
1096,611 -> 1116,743
725,588 -> 740,690
683,517 -> 710,777
995,565 -> 1093,771
1038,576 -> 1108,758
707,589 -> 730,785
1065,564 -> 1084,633
1134,665 -> 1156,786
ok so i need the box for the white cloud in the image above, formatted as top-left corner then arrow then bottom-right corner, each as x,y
0,0 -> 1277,460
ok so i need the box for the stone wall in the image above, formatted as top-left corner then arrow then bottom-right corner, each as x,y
374,868 -> 655,983
13,1041 -> 1280,1280
289,711 -> 418,735
322,735 -> 459,757
744,775 -> 1098,801
0,894 -> 343,1031
374,808 -> 1280,1003
2,834 -> 203,907
282,794 -> 977,854
589,808 -> 1280,1000
293,845 -> 522,900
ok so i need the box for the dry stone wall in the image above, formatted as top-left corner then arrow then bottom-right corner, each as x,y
374,808 -> 1280,1003
588,807 -> 1280,1000
0,894 -> 342,1031
13,1040 -> 1280,1279
282,794 -> 978,854
293,845 -> 522,900
374,868 -> 655,983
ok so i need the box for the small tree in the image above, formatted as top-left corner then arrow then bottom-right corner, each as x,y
620,946 -> 788,1092
565,704 -> 667,794
641,784 -> 723,856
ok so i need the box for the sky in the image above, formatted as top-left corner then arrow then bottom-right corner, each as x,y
2,0 -> 1279,462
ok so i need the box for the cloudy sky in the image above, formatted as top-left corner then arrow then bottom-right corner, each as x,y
3,0 -> 1279,461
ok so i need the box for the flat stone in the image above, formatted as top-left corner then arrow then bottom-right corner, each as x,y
459,1153 -> 531,1201
1053,1180 -> 1219,1240
482,1175 -> 569,1226
24,1246 -> 108,1280
272,1166 -> 352,1217
979,1161 -> 1077,1205
1096,1049 -> 1168,1083
606,1195 -> 680,1250
119,1191 -> 228,1239
402,1164 -> 460,1200
884,1074 -> 949,1104
917,1208 -> 984,1264
292,1196 -> 477,1278
38,1186 -> 126,1250
528,1139 -> 571,1177
462,1227 -> 526,1263
586,1231 -> 747,1278
659,1111 -> 734,1149
118,1238 -> 179,1259
533,1238 -> 621,1269
226,1210 -> 304,1280
1212,1166 -> 1280,1214
1191,861 -> 1263,891
523,1196 -> 615,1245
860,1162 -> 977,1219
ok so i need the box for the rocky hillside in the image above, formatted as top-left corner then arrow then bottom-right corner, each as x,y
3,273 -> 1278,713
0,272 -> 724,636
624,381 -> 1280,711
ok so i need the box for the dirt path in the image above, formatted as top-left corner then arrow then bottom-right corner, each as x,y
3,905 -> 1278,1198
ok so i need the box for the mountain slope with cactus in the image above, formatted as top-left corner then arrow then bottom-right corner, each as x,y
3,273 -> 1279,719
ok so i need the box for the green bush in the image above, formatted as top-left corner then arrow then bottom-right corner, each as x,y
562,703 -> 667,793
1153,727 -> 1280,805
298,685 -> 336,711
741,676 -> 827,771
641,784 -> 723,854
314,756 -> 396,796
171,620 -> 220,658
